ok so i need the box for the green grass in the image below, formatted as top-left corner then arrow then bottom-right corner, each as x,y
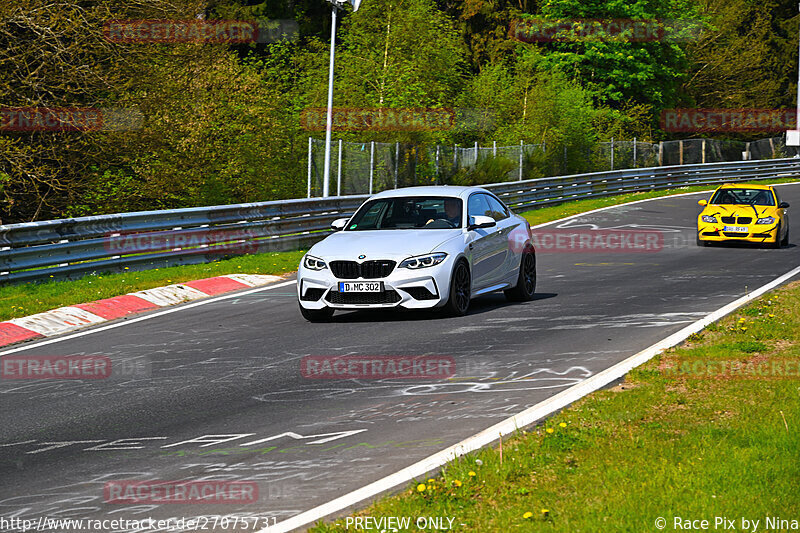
0,251 -> 305,321
4,175 -> 798,323
309,282 -> 800,532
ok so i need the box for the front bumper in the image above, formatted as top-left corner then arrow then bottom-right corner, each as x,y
297,259 -> 455,310
697,222 -> 779,243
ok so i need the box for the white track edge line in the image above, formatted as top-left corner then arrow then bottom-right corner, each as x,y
0,281 -> 297,356
258,263 -> 800,533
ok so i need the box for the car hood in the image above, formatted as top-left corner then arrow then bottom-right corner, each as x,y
309,229 -> 462,261
701,204 -> 777,218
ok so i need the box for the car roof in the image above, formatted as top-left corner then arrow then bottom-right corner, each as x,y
370,185 -> 489,200
717,183 -> 773,191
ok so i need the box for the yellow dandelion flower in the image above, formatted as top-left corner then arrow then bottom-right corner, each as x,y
541,509 -> 550,516
468,471 -> 476,477
453,480 -> 462,487
546,428 -> 554,434
428,478 -> 435,483
417,483 -> 426,492
523,512 -> 533,519
559,422 -> 567,428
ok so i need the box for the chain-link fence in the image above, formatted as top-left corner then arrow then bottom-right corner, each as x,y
307,135 -> 800,197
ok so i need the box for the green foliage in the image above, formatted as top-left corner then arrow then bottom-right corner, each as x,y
449,154 -> 517,185
530,0 -> 703,109
684,0 -> 799,110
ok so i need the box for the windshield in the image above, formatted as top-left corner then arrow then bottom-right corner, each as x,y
346,196 -> 463,230
709,188 -> 775,206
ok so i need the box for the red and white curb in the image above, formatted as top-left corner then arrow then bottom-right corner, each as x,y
0,274 -> 282,347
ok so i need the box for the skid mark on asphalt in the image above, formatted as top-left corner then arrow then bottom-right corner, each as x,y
445,311 -> 709,334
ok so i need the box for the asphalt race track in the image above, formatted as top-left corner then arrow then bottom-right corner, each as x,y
2,184 -> 800,532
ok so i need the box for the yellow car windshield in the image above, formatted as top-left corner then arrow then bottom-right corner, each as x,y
709,188 -> 775,206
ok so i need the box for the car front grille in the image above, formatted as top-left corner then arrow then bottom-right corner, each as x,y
720,216 -> 752,224
723,232 -> 749,237
329,260 -> 396,279
326,290 -> 402,305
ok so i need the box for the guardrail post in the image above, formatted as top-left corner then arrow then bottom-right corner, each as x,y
679,140 -> 684,165
369,141 -> 375,194
658,141 -> 664,166
337,139 -> 343,195
518,140 -> 523,181
307,137 -> 312,198
702,139 -> 706,164
633,137 -> 637,168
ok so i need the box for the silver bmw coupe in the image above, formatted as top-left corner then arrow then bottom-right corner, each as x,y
297,186 -> 536,321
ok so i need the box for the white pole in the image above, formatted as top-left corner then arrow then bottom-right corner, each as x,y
493,140 -> 496,157
610,137 -> 614,170
322,6 -> 338,197
797,2 -> 800,143
369,141 -> 374,194
633,137 -> 637,167
435,144 -> 440,184
518,140 -> 523,181
337,138 -> 342,195
307,136 -> 312,198
394,142 -> 399,188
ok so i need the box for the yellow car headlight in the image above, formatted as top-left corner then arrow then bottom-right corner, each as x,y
701,215 -> 717,223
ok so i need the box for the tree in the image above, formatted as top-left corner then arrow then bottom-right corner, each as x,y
527,0 -> 702,111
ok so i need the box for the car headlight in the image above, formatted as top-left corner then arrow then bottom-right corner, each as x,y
303,255 -> 327,270
399,252 -> 447,269
756,217 -> 775,224
701,215 -> 717,223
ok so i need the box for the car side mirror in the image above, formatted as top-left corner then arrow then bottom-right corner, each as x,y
331,217 -> 349,231
779,202 -> 790,208
698,200 -> 708,206
468,215 -> 496,230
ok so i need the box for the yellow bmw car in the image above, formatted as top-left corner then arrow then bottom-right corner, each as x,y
697,184 -> 790,248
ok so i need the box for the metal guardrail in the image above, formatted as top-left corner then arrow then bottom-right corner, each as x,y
2,158 -> 799,284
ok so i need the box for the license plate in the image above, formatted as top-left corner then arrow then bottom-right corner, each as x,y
723,226 -> 748,232
338,282 -> 382,292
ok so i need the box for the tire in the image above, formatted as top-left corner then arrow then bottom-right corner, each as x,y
696,233 -> 709,247
781,225 -> 789,247
769,223 -> 782,249
505,251 -> 536,302
443,260 -> 471,317
299,304 -> 334,322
